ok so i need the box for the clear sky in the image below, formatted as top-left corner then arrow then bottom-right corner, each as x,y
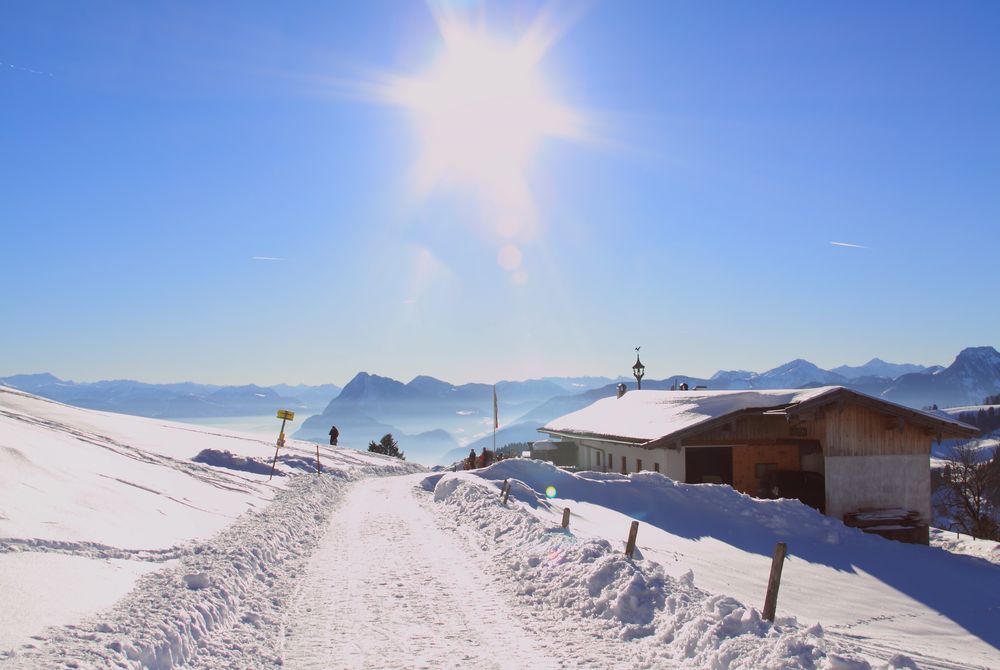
2,1 -> 998,386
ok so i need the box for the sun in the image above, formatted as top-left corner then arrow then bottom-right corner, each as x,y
391,20 -> 577,191
383,15 -> 583,237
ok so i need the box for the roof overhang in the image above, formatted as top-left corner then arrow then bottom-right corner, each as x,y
536,427 -> 647,446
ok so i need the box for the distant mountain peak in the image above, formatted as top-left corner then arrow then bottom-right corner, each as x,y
336,372 -> 410,402
954,346 -> 1000,364
406,375 -> 454,394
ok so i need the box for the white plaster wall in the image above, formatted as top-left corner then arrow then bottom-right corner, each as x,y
824,455 -> 931,524
576,439 -> 684,480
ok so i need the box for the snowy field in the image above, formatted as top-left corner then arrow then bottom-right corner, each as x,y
3,385 -> 999,668
421,462 -> 1000,669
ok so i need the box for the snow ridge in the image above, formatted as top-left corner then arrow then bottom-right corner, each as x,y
424,471 -> 870,670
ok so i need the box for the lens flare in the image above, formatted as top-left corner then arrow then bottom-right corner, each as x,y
545,485 -> 557,498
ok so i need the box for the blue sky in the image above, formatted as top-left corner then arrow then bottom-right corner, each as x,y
2,1 -> 998,386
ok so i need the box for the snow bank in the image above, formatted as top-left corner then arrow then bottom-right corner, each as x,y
3,452 -> 423,669
424,460 -> 1000,669
424,466 -> 871,669
2,475 -> 346,668
929,528 -> 1000,567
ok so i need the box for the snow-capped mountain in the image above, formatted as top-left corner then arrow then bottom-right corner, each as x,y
708,370 -> 756,389
831,358 -> 928,380
752,358 -> 848,388
881,346 -> 1000,408
707,360 -> 846,390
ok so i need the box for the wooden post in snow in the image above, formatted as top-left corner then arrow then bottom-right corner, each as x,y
502,481 -> 511,505
269,443 -> 280,480
561,507 -> 571,529
762,542 -> 788,622
499,479 -> 508,498
625,520 -> 639,558
315,444 -> 322,475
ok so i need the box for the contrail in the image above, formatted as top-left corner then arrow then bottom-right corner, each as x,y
0,61 -> 54,77
829,241 -> 869,249
251,256 -> 286,261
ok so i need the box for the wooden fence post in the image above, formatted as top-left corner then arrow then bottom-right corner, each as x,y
561,507 -> 571,529
625,520 -> 639,557
502,481 -> 511,504
499,479 -> 508,498
762,542 -> 788,622
315,444 -> 322,475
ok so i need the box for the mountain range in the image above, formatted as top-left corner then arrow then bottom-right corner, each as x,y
5,346 -> 999,465
0,373 -> 340,419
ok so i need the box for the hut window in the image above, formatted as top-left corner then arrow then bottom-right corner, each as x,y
637,458 -> 643,471
654,462 -> 660,473
621,455 -> 627,474
755,463 -> 777,479
608,453 -> 613,470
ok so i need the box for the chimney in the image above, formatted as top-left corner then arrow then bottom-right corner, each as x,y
616,383 -> 627,399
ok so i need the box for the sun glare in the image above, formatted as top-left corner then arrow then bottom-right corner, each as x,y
384,16 -> 582,241
393,22 -> 577,189
353,9 -> 587,281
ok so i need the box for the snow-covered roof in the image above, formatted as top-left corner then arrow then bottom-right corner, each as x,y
539,386 -> 977,445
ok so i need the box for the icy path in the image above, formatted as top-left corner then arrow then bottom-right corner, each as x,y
282,475 -> 565,670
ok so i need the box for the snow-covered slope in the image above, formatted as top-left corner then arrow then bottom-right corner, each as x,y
425,460 -> 1000,669
0,386 -> 419,655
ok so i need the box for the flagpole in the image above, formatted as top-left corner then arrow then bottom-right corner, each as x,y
492,384 -> 497,453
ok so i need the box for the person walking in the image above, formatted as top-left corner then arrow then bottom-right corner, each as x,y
329,425 -> 339,446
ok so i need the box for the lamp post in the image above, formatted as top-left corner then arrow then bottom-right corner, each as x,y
633,347 -> 645,390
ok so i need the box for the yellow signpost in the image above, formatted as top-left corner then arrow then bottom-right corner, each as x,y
269,409 -> 296,480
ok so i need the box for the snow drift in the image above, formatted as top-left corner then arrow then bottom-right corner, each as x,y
423,460 -> 1000,669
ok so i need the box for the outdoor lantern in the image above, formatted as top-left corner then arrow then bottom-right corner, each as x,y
632,347 -> 645,390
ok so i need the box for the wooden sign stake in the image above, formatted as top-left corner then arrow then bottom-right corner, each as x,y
315,444 -> 322,475
502,481 -> 511,504
499,479 -> 508,497
561,507 -> 571,529
625,520 -> 639,557
762,542 -> 788,622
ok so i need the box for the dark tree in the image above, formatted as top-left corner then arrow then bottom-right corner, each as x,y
368,433 -> 405,460
935,444 -> 1000,540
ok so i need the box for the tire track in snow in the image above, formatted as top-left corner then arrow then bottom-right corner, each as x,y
282,476 -> 567,670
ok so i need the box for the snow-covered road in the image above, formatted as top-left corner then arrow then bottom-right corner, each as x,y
282,475 -> 565,670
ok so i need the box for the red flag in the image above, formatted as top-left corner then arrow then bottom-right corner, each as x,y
493,384 -> 499,429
